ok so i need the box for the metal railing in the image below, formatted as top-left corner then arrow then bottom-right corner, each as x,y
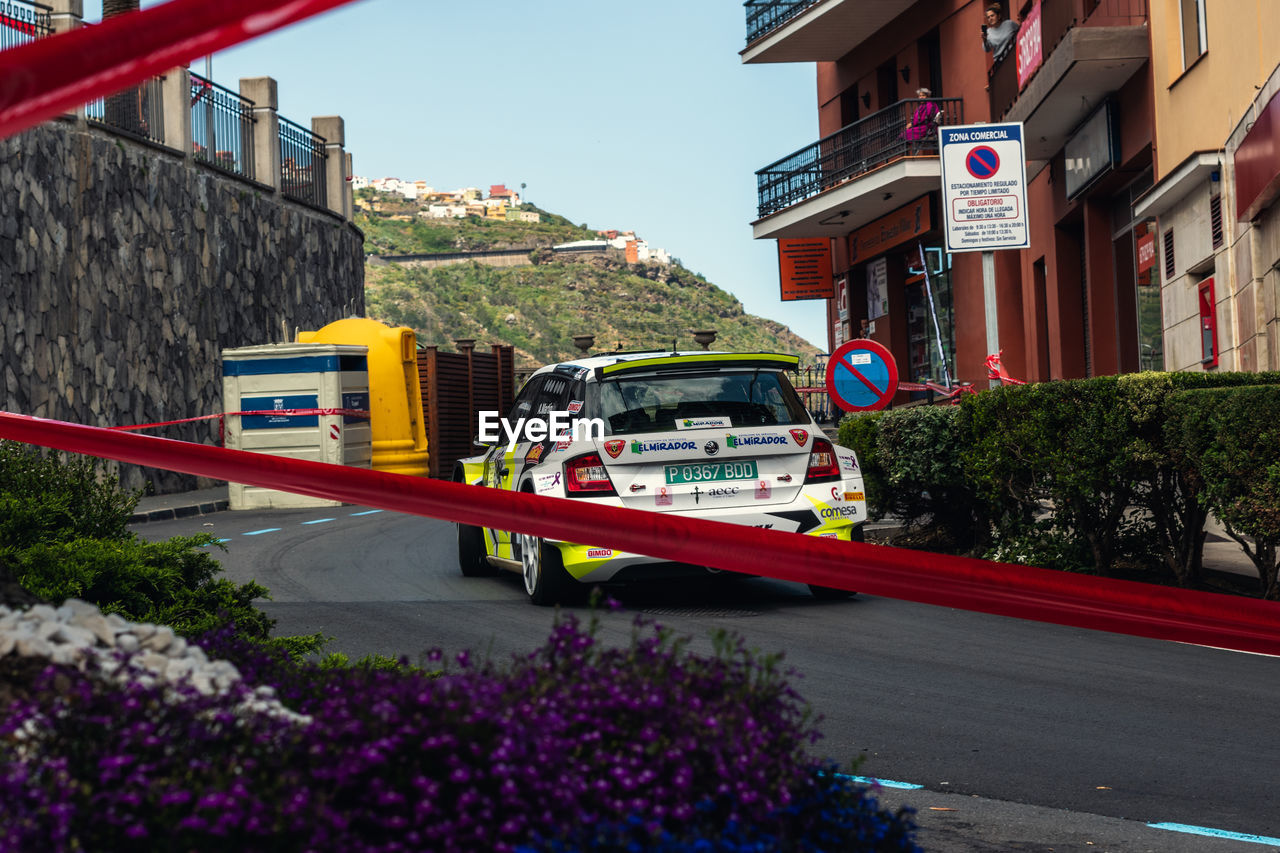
989,0 -> 1149,120
190,72 -> 255,181
278,116 -> 327,209
744,0 -> 820,45
86,77 -> 165,146
0,0 -> 52,51
755,97 -> 963,218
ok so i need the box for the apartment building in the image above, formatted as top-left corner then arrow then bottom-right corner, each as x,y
742,0 -> 1157,392
1138,1 -> 1280,373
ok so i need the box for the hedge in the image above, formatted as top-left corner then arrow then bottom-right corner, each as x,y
839,371 -> 1280,591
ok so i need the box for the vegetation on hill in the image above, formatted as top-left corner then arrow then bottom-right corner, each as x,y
355,199 -> 819,364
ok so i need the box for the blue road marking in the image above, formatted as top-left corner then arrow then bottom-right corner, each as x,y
199,538 -> 231,547
242,528 -> 281,536
1148,823 -> 1280,846
834,773 -> 923,790
350,509 -> 383,516
302,518 -> 336,525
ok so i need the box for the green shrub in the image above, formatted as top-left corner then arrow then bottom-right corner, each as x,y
837,412 -> 888,520
8,535 -> 274,639
0,441 -> 139,546
1167,385 -> 1280,598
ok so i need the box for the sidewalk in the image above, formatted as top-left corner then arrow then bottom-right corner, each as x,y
129,484 -> 229,523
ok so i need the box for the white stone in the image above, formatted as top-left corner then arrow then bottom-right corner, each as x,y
15,635 -> 52,658
140,625 -> 174,652
49,624 -> 96,648
76,612 -> 116,647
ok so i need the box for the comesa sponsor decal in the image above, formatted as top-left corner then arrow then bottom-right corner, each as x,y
725,433 -> 787,448
820,505 -> 861,520
477,411 -> 606,452
630,439 -> 697,454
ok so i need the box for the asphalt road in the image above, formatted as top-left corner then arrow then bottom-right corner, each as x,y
134,505 -> 1280,852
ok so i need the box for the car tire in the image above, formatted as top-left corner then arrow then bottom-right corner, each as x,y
518,530 -> 575,606
454,468 -> 496,577
457,521 -> 496,577
808,524 -> 863,599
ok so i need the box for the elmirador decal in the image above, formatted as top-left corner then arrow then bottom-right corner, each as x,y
725,433 -> 786,448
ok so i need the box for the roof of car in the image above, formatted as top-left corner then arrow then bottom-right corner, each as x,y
533,350 -> 800,378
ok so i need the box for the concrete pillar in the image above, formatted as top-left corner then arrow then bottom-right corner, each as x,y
312,115 -> 347,218
160,66 -> 191,157
240,77 -> 280,192
48,0 -> 82,34
49,0 -> 84,119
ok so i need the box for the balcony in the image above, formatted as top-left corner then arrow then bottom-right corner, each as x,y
741,0 -> 914,64
989,0 -> 1148,161
752,97 -> 961,239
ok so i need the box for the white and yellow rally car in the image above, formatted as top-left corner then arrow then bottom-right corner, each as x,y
453,351 -> 866,605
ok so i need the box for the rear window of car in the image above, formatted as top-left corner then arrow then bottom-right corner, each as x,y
599,370 -> 807,435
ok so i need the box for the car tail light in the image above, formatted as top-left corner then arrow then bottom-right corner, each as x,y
804,438 -> 841,484
564,452 -> 617,496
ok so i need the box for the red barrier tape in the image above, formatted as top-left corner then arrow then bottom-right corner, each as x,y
107,409 -> 371,432
0,0 -> 364,140
2,411 -> 1279,655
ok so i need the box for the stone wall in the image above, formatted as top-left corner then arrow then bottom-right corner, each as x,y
0,118 -> 365,493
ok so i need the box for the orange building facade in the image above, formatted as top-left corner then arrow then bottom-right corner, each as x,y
743,0 -> 1155,393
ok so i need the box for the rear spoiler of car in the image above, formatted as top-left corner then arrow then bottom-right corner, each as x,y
596,352 -> 799,379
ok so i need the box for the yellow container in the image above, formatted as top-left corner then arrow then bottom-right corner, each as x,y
297,318 -> 430,477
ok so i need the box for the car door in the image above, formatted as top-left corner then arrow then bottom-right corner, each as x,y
486,375 -> 544,558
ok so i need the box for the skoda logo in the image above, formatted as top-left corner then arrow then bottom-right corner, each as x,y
703,440 -> 720,457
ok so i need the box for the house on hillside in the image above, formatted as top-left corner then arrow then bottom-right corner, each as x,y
489,183 -> 521,205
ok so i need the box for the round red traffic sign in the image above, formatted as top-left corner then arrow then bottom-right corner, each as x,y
825,339 -> 899,412
966,145 -> 1000,179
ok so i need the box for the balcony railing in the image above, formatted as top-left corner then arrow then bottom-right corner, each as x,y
86,77 -> 166,147
0,0 -> 52,51
278,116 -> 327,209
744,0 -> 820,45
989,0 -> 1148,120
755,97 -> 962,218
190,73 -> 256,181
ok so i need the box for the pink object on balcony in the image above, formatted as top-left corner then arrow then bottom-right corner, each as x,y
1016,1 -> 1043,90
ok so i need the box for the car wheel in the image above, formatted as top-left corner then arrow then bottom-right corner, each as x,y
518,530 -> 574,607
808,524 -> 863,599
457,521 -> 495,577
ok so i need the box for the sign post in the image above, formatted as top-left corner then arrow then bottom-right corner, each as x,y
939,122 -> 1029,386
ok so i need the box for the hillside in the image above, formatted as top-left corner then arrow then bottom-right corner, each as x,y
357,202 -> 819,365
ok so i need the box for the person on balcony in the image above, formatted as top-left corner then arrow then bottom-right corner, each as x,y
982,3 -> 1020,63
901,88 -> 941,153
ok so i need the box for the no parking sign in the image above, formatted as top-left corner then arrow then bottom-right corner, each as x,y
825,339 -> 899,412
939,122 -> 1029,252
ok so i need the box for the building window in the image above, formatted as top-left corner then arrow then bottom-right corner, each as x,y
1180,0 -> 1207,70
1210,193 -> 1223,249
1163,228 -> 1176,280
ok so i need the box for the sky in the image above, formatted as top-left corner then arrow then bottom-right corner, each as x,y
83,1 -> 828,348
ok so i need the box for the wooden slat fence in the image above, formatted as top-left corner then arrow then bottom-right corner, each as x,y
418,342 -> 515,478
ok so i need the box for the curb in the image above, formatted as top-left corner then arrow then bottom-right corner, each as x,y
129,499 -> 229,524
